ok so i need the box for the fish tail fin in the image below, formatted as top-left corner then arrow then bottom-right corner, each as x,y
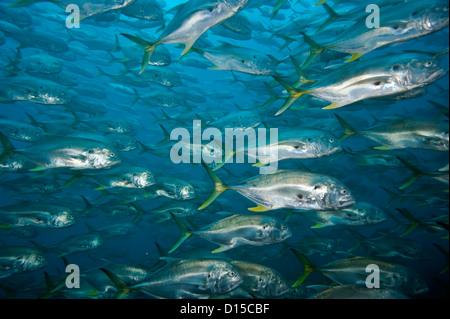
333,113 -> 358,141
120,33 -> 158,74
345,228 -> 366,252
259,82 -> 279,109
316,3 -> 340,32
198,162 -> 229,210
396,208 -> 421,237
433,244 -> 449,274
60,171 -> 83,189
273,76 -> 312,116
299,32 -> 325,69
67,111 -> 81,130
131,88 -> 140,107
290,248 -> 317,287
137,141 -> 156,155
99,268 -> 131,299
289,55 -> 316,87
0,132 -> 15,163
29,240 -> 49,254
129,203 -> 145,224
24,112 -> 47,133
396,156 -> 426,189
110,34 -> 121,53
155,123 -> 170,145
148,242 -> 169,272
380,186 -> 401,208
80,195 -> 94,215
277,34 -> 296,52
168,213 -> 193,253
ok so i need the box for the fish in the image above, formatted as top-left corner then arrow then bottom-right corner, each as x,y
296,201 -> 387,228
0,77 -> 71,105
121,0 -> 249,73
322,0 -> 450,62
273,53 -> 447,115
0,246 -> 47,279
83,165 -> 156,191
101,258 -> 243,299
149,176 -> 197,201
230,261 -> 289,298
199,162 -> 355,212
290,251 -> 428,296
0,203 -> 75,229
309,285 -> 409,299
48,233 -> 104,258
0,117 -> 45,142
364,234 -> 431,261
169,213 -> 292,253
0,133 -> 121,172
18,54 -> 62,75
233,127 -> 342,168
336,114 -> 449,152
10,0 -> 137,20
187,42 -> 278,76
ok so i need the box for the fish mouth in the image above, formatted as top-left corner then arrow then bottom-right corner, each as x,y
340,199 -> 356,208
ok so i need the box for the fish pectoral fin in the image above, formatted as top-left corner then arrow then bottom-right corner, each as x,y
29,165 -> 46,172
345,53 -> 365,63
322,102 -> 341,110
311,223 -> 325,229
373,145 -> 392,150
248,205 -> 271,212
211,245 -> 232,253
252,161 -> 268,167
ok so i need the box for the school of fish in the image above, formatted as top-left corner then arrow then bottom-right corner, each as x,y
0,0 -> 448,299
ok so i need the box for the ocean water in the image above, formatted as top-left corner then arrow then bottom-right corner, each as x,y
0,0 -> 448,300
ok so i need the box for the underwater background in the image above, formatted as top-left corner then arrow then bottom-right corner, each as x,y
0,0 -> 448,299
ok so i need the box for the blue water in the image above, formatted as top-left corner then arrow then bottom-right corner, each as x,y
0,0 -> 448,299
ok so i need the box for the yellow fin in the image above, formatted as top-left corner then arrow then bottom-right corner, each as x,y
322,102 -> 341,110
252,161 -> 268,167
311,223 -> 325,229
248,205 -> 271,212
345,53 -> 365,63
314,0 -> 328,6
212,245 -> 230,253
374,145 -> 392,150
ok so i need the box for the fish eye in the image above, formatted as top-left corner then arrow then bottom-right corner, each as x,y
259,277 -> 263,282
314,185 -> 320,190
230,271 -> 235,277
374,81 -> 382,86
88,149 -> 95,154
392,25 -> 399,30
307,138 -> 312,142
297,194 -> 303,200
294,145 -> 300,149
329,138 -> 335,143
392,64 -> 400,71
424,61 -> 433,67
281,225 -> 287,230
341,189 -> 348,195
